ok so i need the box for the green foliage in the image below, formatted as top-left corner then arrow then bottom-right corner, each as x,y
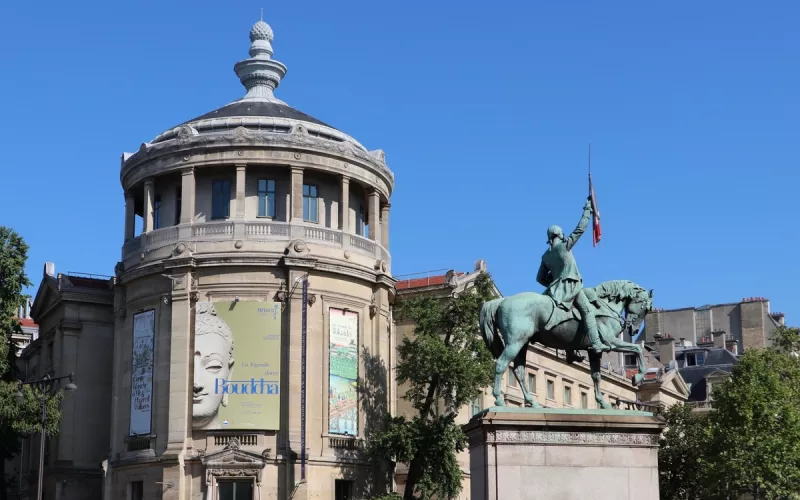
704,346 -> 800,499
370,494 -> 403,500
368,272 -> 497,500
770,326 -> 800,358
0,227 -> 64,463
658,403 -> 713,499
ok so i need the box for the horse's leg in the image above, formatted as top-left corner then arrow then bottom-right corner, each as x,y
607,337 -> 647,387
588,350 -> 612,409
493,340 -> 525,407
513,346 -> 541,408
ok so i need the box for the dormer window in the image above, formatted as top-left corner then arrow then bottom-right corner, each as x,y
685,351 -> 706,366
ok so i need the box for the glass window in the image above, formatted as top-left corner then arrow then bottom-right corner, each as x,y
130,481 -> 144,500
175,187 -> 182,224
258,179 -> 276,218
581,392 -> 588,409
218,480 -> 253,500
564,385 -> 572,406
212,180 -> 231,219
356,204 -> 366,236
153,196 -> 161,229
546,380 -> 555,400
527,373 -> 536,394
507,367 -> 516,388
623,353 -> 637,367
335,480 -> 354,500
303,184 -> 318,223
470,396 -> 482,416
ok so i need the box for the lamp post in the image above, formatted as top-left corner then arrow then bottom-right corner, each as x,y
16,373 -> 77,500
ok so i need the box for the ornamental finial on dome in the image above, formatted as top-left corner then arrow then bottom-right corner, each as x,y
234,17 -> 288,102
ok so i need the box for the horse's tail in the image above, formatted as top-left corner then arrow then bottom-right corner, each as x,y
479,298 -> 505,357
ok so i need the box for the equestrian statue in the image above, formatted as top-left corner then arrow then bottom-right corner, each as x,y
479,196 -> 654,409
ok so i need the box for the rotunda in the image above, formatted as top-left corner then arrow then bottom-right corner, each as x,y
109,18 -> 395,500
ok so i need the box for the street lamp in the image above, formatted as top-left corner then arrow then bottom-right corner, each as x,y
16,373 -> 77,500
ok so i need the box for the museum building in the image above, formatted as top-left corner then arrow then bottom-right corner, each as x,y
107,18 -> 395,500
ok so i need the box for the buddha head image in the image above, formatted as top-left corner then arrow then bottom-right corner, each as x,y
193,302 -> 234,430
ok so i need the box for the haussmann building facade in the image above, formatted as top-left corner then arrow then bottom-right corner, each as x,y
107,19 -> 395,500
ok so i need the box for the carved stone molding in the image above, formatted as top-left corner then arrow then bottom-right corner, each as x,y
490,430 -> 659,446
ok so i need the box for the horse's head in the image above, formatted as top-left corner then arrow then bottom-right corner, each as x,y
624,287 -> 654,337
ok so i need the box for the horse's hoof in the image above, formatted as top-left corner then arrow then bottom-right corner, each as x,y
632,373 -> 644,387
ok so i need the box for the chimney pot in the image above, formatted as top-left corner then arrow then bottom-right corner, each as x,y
44,262 -> 55,277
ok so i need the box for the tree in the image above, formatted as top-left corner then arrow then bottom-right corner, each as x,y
0,227 -> 62,499
368,272 -> 496,500
770,326 -> 800,359
704,344 -> 800,499
658,403 -> 713,499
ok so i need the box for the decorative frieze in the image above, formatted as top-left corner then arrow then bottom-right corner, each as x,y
490,430 -> 659,446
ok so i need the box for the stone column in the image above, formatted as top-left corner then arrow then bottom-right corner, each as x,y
124,191 -> 135,241
235,164 -> 246,219
291,167 -> 304,222
380,202 -> 390,249
368,190 -> 380,242
180,168 -> 195,224
340,176 -> 350,233
143,179 -> 155,233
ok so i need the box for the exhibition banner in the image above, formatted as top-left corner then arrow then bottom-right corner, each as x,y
193,301 -> 282,430
328,308 -> 358,435
130,310 -> 155,435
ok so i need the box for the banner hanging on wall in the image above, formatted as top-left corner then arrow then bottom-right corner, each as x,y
130,310 -> 155,436
328,308 -> 359,436
192,301 -> 282,430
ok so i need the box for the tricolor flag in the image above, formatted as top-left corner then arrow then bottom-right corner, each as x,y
589,173 -> 602,247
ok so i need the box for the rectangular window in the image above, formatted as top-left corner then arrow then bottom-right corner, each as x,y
303,184 -> 318,223
130,481 -> 144,500
335,480 -> 354,500
175,187 -> 182,224
218,480 -> 254,500
356,204 -> 366,236
564,385 -> 572,406
546,380 -> 555,400
258,179 -> 276,218
507,367 -> 517,388
153,195 -> 161,230
580,391 -> 588,409
527,373 -> 536,394
212,179 -> 231,219
471,396 -> 482,416
623,353 -> 637,367
686,352 -> 706,367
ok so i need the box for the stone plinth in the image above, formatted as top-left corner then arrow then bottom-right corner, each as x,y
464,408 -> 664,500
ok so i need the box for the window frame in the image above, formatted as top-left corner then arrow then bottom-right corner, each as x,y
507,367 -> 517,388
211,179 -> 231,220
302,184 -> 319,223
257,179 -> 276,218
153,195 -> 162,230
564,385 -> 573,406
546,379 -> 555,401
527,373 -> 537,395
175,187 -> 182,225
580,391 -> 589,409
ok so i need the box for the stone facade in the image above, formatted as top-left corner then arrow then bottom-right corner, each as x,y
8,264 -> 115,500
104,19 -> 395,500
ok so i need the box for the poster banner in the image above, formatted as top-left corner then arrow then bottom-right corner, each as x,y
130,310 -> 155,436
192,301 -> 282,430
329,308 -> 358,435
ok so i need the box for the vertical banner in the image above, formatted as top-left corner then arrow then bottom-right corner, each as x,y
192,301 -> 282,430
328,308 -> 359,435
130,310 -> 155,435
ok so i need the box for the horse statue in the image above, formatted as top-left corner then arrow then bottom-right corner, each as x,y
479,279 -> 653,409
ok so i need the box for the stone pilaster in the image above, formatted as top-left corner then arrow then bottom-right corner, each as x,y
235,164 -> 246,219
143,179 -> 155,233
380,202 -> 390,249
291,167 -> 304,222
368,190 -> 380,242
340,176 -> 350,233
180,168 -> 195,225
124,191 -> 135,242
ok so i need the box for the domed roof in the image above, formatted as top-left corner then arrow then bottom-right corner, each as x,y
152,18 -> 343,144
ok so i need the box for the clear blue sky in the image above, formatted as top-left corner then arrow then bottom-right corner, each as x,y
0,1 -> 797,323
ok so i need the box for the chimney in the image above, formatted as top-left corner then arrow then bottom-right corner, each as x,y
726,338 -> 739,356
44,262 -> 55,277
656,336 -> 676,365
771,312 -> 786,326
713,331 -> 727,349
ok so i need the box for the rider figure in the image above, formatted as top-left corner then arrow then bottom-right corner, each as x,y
536,197 -> 610,354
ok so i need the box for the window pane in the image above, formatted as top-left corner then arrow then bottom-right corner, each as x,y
303,184 -> 310,196
581,392 -> 588,409
507,367 -> 516,387
258,179 -> 267,192
564,386 -> 572,405
258,192 -> 266,217
547,380 -> 555,400
268,193 -> 275,217
527,374 -> 536,393
303,196 -> 310,221
310,196 -> 318,222
267,180 -> 275,193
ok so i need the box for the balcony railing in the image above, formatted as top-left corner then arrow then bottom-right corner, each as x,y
122,220 -> 390,267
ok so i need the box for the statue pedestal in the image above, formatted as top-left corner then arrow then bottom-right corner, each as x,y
464,408 -> 664,500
